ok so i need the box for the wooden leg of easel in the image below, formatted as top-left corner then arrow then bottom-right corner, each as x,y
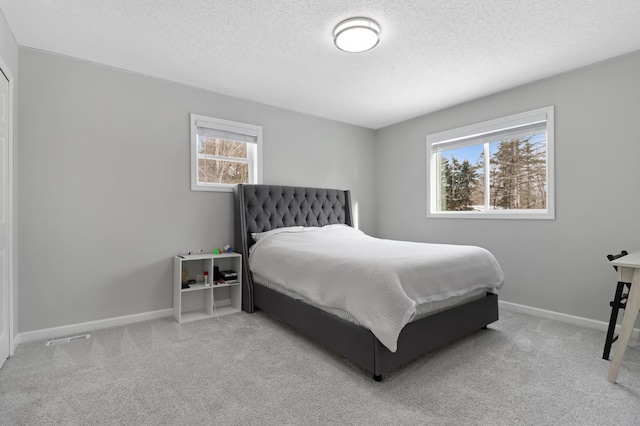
608,268 -> 640,383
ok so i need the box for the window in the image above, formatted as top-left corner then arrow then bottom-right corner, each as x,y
190,114 -> 262,192
427,106 -> 554,219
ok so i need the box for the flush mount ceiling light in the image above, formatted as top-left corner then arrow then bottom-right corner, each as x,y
333,17 -> 381,53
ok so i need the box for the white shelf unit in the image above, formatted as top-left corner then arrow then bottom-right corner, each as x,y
173,252 -> 242,323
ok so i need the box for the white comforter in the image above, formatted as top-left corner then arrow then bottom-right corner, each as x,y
249,225 -> 504,352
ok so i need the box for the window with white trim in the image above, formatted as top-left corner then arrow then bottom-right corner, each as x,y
426,106 -> 554,219
190,114 -> 262,192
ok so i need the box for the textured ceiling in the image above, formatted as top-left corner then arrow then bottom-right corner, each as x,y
2,1 -> 640,129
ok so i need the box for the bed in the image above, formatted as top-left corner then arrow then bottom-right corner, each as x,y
233,184 -> 502,381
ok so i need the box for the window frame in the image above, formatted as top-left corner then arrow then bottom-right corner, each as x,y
190,113 -> 263,192
426,106 -> 555,219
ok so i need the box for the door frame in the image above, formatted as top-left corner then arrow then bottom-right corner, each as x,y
0,53 -> 15,358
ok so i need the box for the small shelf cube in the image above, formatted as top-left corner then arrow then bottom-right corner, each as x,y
173,253 -> 242,323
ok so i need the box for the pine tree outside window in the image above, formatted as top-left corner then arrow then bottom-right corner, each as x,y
191,114 -> 262,192
427,106 -> 554,219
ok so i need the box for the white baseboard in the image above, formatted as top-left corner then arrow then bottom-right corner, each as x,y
11,300 -> 637,348
16,308 -> 173,345
12,333 -> 21,351
499,300 -> 639,337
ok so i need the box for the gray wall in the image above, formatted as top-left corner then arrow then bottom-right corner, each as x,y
18,48 -> 375,332
17,38 -> 640,333
375,51 -> 640,323
0,9 -> 18,341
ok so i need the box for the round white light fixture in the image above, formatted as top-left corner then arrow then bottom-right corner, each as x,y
333,17 -> 381,53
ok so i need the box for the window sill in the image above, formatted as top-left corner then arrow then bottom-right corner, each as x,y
427,210 -> 554,220
191,184 -> 235,193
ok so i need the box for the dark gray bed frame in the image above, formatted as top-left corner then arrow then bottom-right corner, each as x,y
234,184 -> 499,381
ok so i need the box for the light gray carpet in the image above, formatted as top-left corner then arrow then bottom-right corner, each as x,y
1,310 -> 639,425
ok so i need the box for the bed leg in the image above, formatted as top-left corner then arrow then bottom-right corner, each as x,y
373,374 -> 382,382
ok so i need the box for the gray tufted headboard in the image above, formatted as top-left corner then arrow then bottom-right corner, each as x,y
233,184 -> 353,312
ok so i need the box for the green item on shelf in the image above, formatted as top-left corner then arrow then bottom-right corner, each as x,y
213,247 -> 220,254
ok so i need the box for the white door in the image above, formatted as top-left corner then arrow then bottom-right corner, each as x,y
0,70 -> 9,368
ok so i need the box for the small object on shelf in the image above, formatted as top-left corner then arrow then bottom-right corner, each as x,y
181,283 -> 190,289
220,270 -> 237,281
204,270 -> 209,284
224,244 -> 233,253
213,247 -> 220,254
187,279 -> 196,284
